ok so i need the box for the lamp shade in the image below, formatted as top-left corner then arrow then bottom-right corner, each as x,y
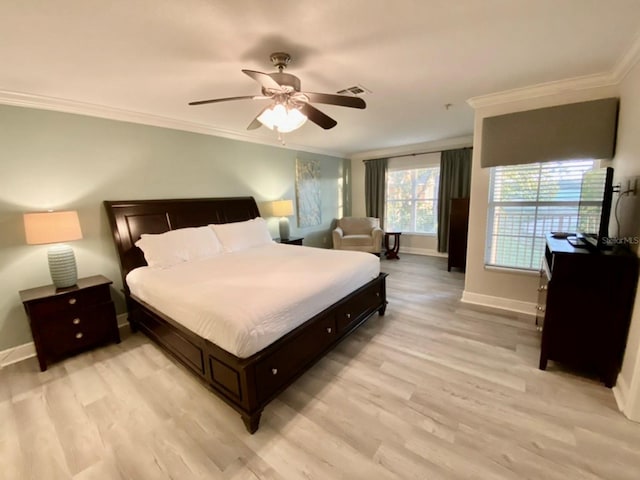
24,211 -> 83,245
272,200 -> 294,217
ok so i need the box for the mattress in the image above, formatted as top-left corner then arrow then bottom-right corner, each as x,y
126,243 -> 380,358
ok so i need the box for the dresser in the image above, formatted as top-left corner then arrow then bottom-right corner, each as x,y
20,275 -> 120,371
537,235 -> 638,387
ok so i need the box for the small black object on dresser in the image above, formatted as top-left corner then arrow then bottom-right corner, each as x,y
275,236 -> 304,245
19,274 -> 120,371
537,234 -> 639,387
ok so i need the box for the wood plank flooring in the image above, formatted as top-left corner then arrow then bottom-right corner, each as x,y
1,254 -> 639,479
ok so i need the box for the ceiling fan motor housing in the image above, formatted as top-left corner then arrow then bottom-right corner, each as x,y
270,52 -> 291,70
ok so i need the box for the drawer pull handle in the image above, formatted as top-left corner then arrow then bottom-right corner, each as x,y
68,298 -> 77,305
72,318 -> 81,325
271,368 -> 278,375
75,332 -> 83,339
346,313 -> 351,319
537,285 -> 548,292
326,327 -> 332,334
536,306 -> 546,312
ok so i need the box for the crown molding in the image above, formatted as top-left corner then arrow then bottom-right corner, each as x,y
468,31 -> 640,110
350,135 -> 473,161
611,30 -> 640,83
466,71 -> 617,110
0,89 -> 346,158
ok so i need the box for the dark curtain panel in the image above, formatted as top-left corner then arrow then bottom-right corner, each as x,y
438,148 -> 472,252
364,158 -> 387,228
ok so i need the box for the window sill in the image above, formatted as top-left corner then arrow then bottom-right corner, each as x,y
484,265 -> 541,276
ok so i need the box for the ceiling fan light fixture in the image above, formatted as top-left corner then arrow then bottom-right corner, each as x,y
257,103 -> 308,133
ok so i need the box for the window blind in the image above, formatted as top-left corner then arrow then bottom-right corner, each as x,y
486,159 -> 597,270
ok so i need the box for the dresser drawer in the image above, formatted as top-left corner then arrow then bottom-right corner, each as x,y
43,301 -> 117,359
255,314 -> 336,401
27,285 -> 111,319
536,270 -> 549,329
337,282 -> 383,332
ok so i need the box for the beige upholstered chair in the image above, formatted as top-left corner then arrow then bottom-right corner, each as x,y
332,217 -> 383,254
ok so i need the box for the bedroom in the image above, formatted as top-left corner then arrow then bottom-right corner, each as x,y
2,1 -> 640,478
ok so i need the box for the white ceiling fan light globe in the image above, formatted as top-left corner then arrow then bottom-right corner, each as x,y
257,104 -> 307,133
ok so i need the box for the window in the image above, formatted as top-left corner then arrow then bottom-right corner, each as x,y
385,165 -> 440,234
486,159 -> 597,270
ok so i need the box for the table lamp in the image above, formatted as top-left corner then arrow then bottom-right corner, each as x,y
272,200 -> 294,240
24,210 -> 83,288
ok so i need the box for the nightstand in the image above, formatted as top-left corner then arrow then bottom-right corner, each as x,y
19,275 -> 120,371
275,237 -> 304,246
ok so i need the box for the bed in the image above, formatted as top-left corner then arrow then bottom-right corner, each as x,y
104,197 -> 388,433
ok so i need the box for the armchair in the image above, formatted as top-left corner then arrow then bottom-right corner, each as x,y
332,217 -> 383,254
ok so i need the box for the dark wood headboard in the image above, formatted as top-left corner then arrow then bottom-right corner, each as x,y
104,197 -> 261,288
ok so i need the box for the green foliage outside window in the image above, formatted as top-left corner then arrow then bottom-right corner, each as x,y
385,167 -> 439,234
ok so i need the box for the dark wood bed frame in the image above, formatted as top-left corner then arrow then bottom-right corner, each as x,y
104,197 -> 388,433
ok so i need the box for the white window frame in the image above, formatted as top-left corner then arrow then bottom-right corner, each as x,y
385,153 -> 440,235
485,159 -> 598,271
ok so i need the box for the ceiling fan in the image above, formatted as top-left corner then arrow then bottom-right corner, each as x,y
188,52 -> 366,132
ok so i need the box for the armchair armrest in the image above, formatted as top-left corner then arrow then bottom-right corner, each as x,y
332,227 -> 344,249
371,227 -> 384,249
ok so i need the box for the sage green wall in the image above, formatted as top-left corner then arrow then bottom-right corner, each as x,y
0,105 -> 349,351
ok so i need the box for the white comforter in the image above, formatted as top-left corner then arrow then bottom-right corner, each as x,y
126,243 -> 380,358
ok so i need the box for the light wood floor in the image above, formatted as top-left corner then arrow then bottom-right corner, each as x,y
2,254 -> 639,479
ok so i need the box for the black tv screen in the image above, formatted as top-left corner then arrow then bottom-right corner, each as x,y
576,166 -> 614,249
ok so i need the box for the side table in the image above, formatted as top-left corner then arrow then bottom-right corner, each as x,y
19,274 -> 120,371
384,232 -> 402,259
275,237 -> 304,246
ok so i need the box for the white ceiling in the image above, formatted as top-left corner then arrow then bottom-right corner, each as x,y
2,0 -> 640,157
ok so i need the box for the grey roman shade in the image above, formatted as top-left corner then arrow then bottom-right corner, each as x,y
481,98 -> 619,168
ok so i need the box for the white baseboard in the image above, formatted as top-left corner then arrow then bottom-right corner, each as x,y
0,342 -> 36,367
613,372 -> 629,414
0,313 -> 129,368
400,247 -> 448,258
461,290 -> 537,316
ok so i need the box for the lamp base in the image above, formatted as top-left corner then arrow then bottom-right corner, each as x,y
279,217 -> 290,241
48,244 -> 78,288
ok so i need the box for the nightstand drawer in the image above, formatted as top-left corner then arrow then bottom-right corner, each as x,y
44,302 -> 117,358
28,285 -> 111,318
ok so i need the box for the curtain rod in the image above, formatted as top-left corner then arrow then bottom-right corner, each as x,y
362,146 -> 471,162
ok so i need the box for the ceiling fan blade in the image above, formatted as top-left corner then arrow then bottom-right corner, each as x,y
188,95 -> 264,106
242,69 -> 282,90
246,106 -> 271,130
303,92 -> 366,109
300,103 -> 337,130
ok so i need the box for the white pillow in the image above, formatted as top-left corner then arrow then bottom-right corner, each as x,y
210,217 -> 273,253
135,226 -> 223,268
